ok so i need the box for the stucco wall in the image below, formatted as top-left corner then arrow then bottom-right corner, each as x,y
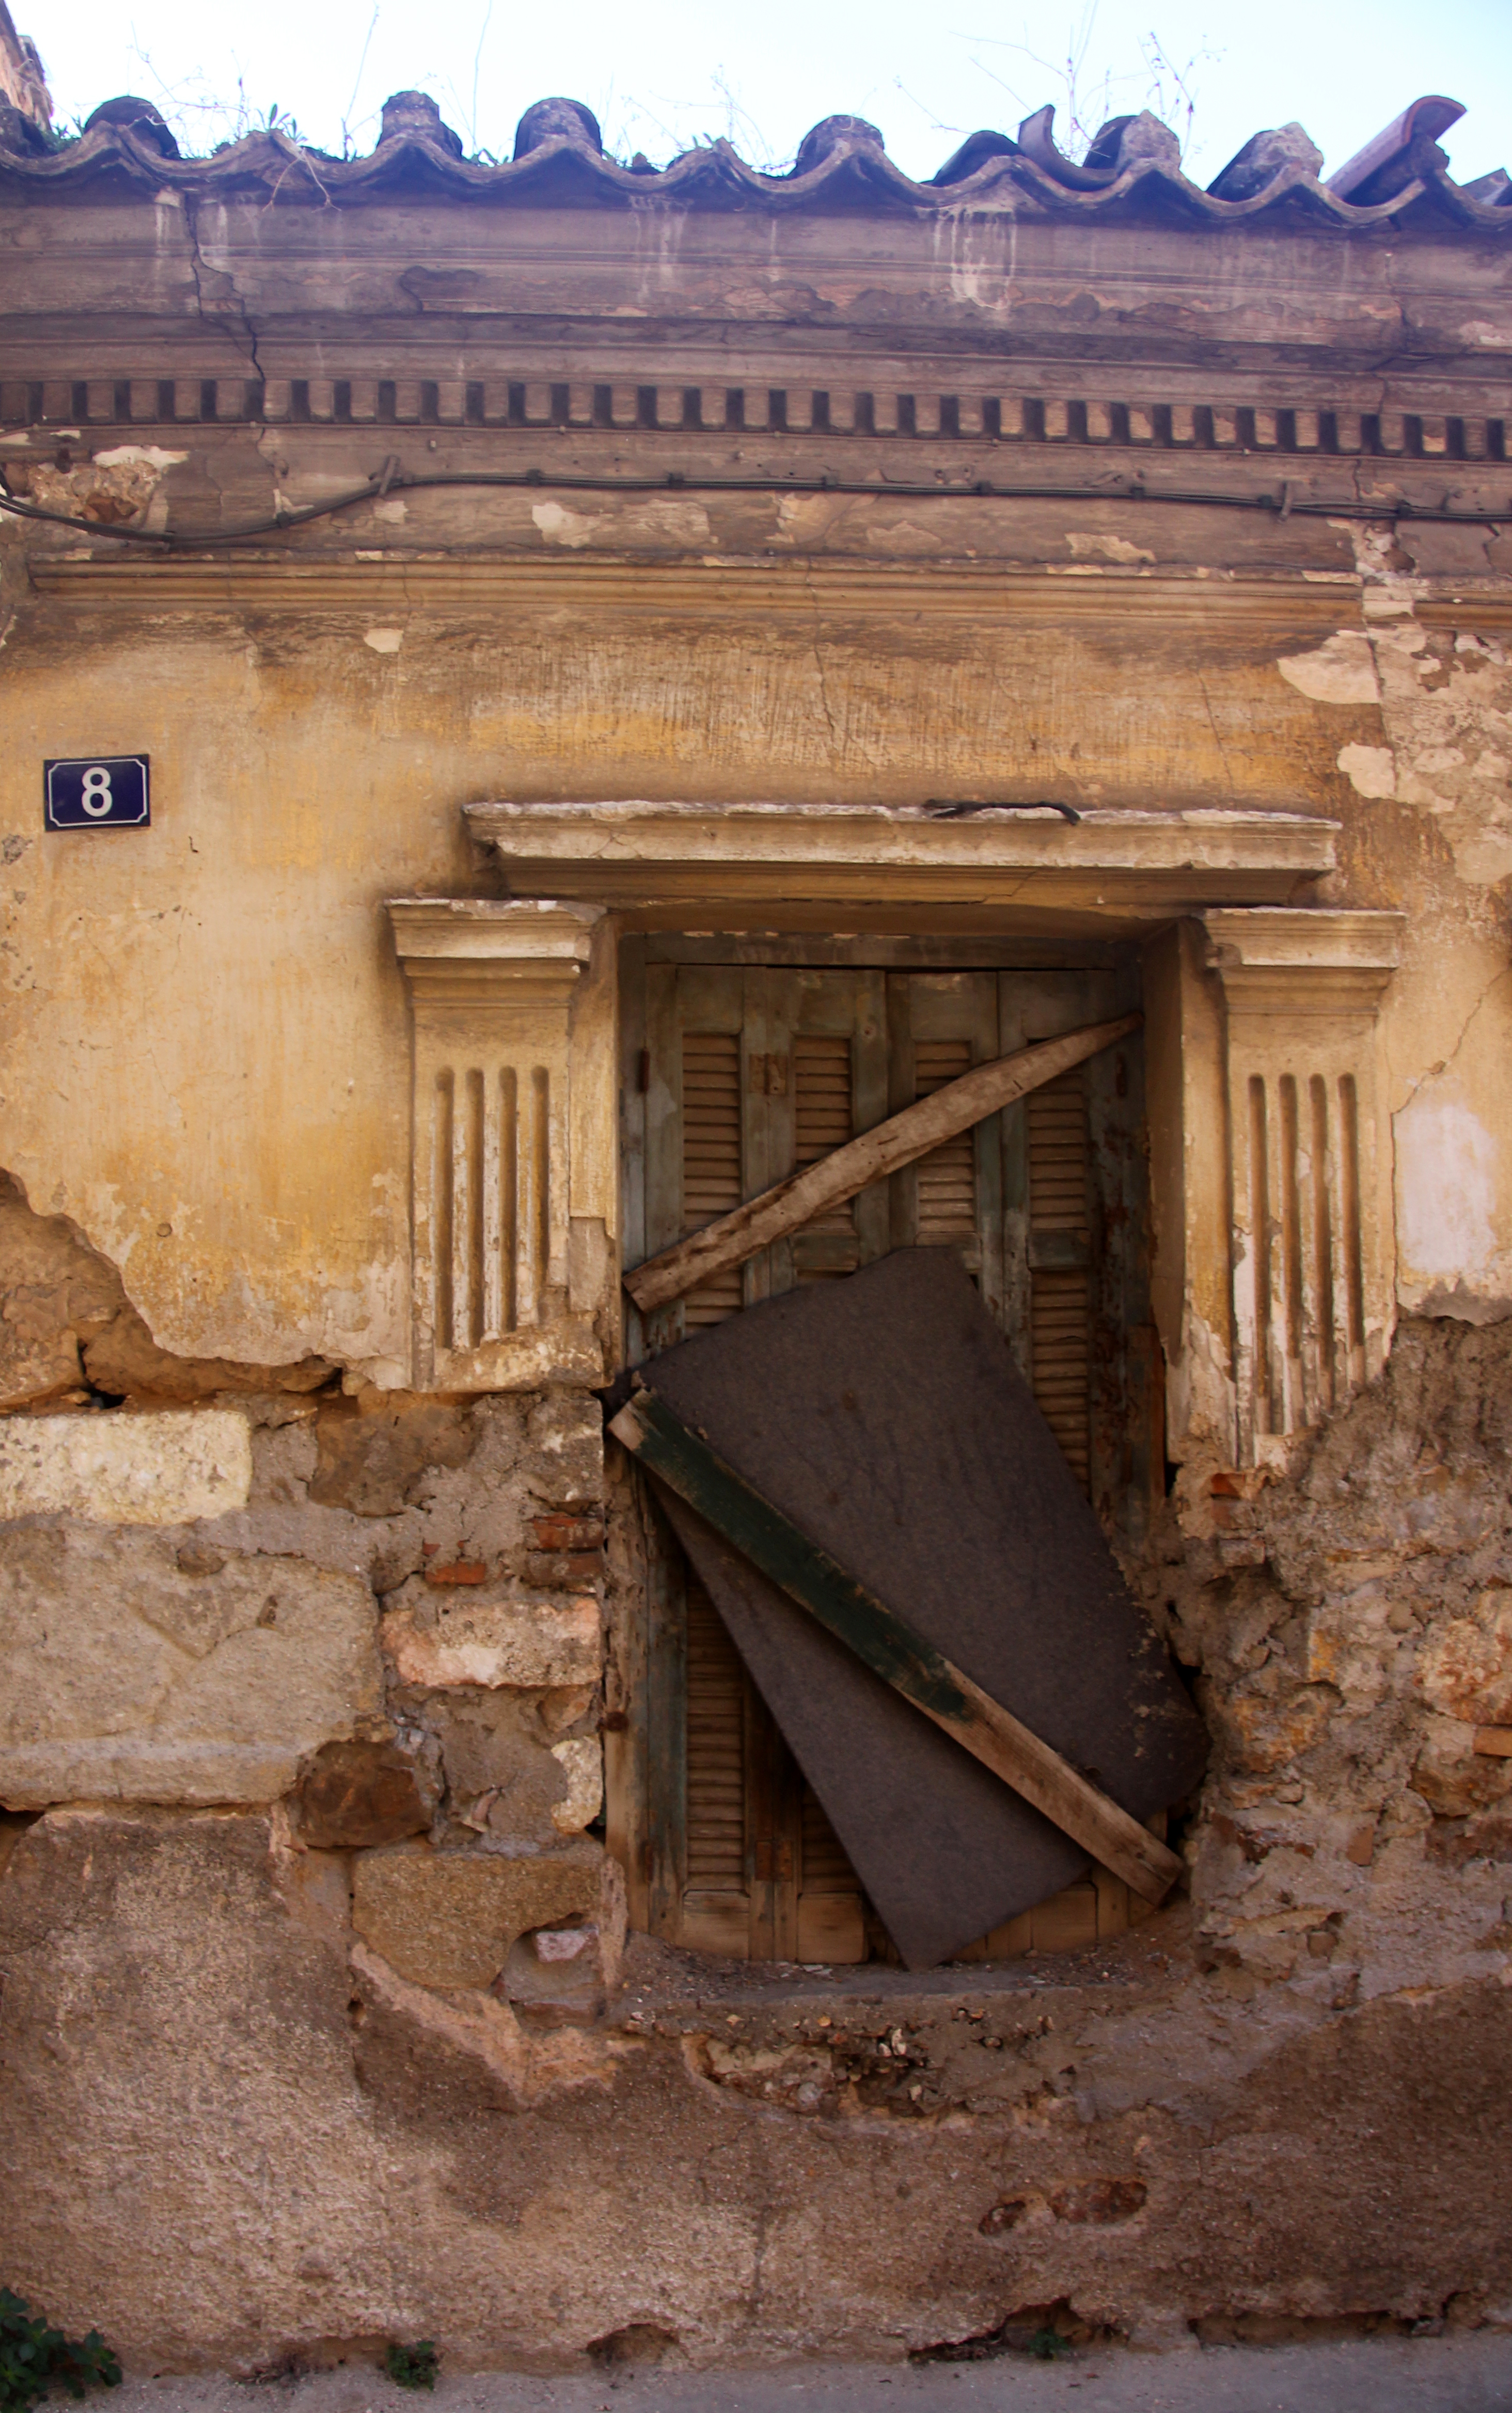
3,525 -> 1511,1376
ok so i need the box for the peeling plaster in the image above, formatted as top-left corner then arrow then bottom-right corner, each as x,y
91,444 -> 188,473
533,500 -> 600,549
1336,742 -> 1397,797
1066,531 -> 1155,565
1274,633 -> 1378,704
1396,1085 -> 1498,1284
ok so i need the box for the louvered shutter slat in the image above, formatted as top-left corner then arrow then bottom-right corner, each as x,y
914,1039 -> 979,1239
793,1033 -> 855,1239
685,1575 -> 748,1888
682,1030 -> 744,1326
1028,1067 -> 1092,1491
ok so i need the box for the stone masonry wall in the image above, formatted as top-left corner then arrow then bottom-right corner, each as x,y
4,1163 -> 1512,2365
0,1175 -> 621,2017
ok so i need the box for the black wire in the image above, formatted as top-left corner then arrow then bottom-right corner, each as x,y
926,798 -> 1082,823
1,461 -> 1509,550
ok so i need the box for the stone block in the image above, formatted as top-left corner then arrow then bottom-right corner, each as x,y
549,1736 -> 603,1834
1418,1590 -> 1512,1725
351,1836 -> 609,1988
382,1589 -> 601,1687
0,1525 -> 381,1807
430,1690 -> 573,1843
293,1739 -> 434,1847
502,1914 -> 612,2015
309,1396 -> 475,1516
0,1409 -> 252,1525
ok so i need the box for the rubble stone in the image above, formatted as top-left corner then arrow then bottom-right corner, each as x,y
424,1687 -> 575,1842
292,1738 -> 434,1848
309,1395 -> 475,1515
550,1735 -> 604,1832
351,1835 -> 609,1988
381,1588 -> 601,1687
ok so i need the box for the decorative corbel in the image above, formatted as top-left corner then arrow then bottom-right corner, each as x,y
386,899 -> 613,1391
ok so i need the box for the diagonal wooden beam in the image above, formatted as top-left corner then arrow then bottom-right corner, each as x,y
624,1011 -> 1140,1313
608,1385 -> 1184,1906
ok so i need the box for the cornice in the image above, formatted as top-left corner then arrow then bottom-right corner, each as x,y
24,555 -> 1366,632
386,896 -> 603,1006
465,802 -> 1337,926
3,379 -> 1507,466
1202,906 -> 1404,1014
388,898 -> 603,958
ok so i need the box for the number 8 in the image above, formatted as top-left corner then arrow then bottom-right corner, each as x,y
80,765 -> 113,818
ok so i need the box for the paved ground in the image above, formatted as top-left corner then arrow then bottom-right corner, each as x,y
105,2332 -> 1512,2413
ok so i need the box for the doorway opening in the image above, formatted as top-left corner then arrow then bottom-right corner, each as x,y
610,935 -> 1161,1964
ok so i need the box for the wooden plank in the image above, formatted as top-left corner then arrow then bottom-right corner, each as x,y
681,1892 -> 753,1955
1030,1882 -> 1098,1953
797,1893 -> 868,1962
608,1387 -> 1184,1906
624,1012 -> 1142,1314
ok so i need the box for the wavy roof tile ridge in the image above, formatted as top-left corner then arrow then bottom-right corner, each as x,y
1,89 -> 1509,233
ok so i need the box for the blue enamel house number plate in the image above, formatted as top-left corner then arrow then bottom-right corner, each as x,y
44,755 -> 151,829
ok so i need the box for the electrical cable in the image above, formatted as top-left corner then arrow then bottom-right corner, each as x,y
1,457 -> 1509,549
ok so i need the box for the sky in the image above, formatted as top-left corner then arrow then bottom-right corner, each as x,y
23,0 -> 1512,190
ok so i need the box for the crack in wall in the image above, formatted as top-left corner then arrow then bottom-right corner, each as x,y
1394,964 -> 1512,1111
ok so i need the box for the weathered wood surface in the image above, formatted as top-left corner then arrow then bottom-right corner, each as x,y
609,1385 -> 1184,1904
624,1011 -> 1140,1312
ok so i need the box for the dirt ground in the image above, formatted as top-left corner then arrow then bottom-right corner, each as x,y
97,2332 -> 1512,2413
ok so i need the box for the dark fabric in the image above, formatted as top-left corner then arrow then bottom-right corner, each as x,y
639,1247 -> 1207,1969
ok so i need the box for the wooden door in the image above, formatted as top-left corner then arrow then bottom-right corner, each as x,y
619,953 -> 1155,1965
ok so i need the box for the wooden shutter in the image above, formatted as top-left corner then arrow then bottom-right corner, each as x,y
793,1033 -> 855,1244
680,1570 -> 751,1954
681,1562 -> 869,1963
1027,1066 -> 1093,1493
681,1030 -> 744,1329
667,969 -> 881,1961
626,953 -> 1152,1968
886,974 -> 1002,1313
782,970 -> 888,1288
914,1039 -> 977,1239
797,1783 -> 868,1963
